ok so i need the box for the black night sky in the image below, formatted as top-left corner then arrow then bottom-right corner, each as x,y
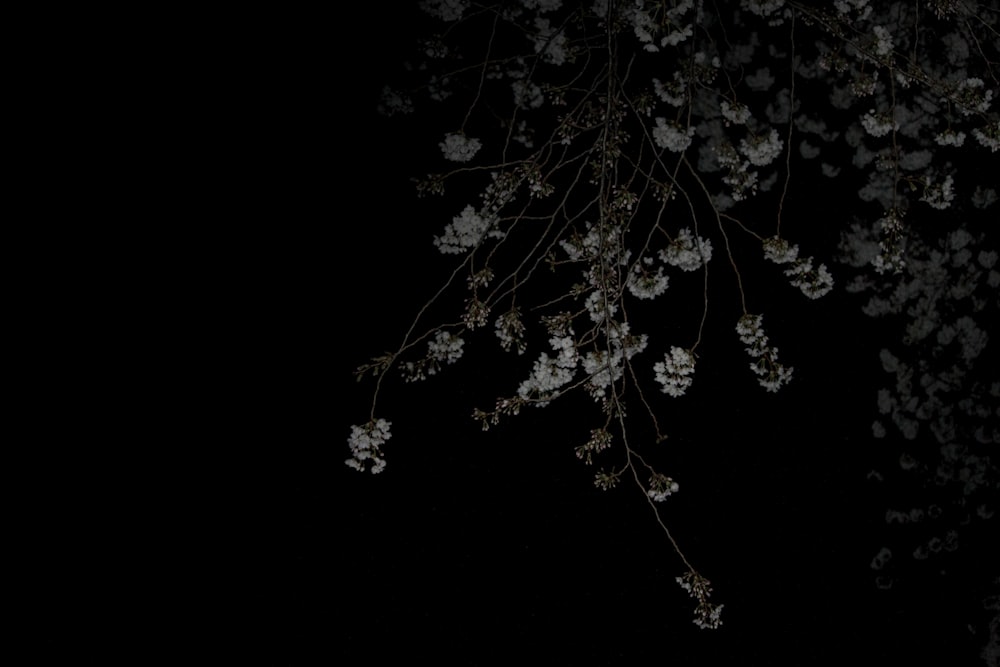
277,4 -> 999,665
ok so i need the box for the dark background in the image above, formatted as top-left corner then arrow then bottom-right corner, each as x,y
268,5 -> 997,665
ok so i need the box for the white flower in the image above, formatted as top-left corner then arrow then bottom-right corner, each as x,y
736,314 -> 793,391
581,350 -> 619,398
439,132 -> 483,162
517,334 -> 579,404
495,309 -> 526,354
419,0 -> 468,21
921,174 -> 955,210
736,313 -> 767,349
581,324 -> 648,400
653,74 -> 687,107
898,149 -> 932,171
972,186 -> 997,209
834,0 -> 872,19
956,77 -> 994,115
972,123 -> 1000,152
877,388 -> 893,414
549,334 -> 579,367
647,473 -> 680,501
762,237 -> 799,264
739,128 -> 783,166
954,316 -> 988,362
652,118 -> 695,152
662,25 -> 693,46
346,418 -> 392,474
676,571 -> 723,630
799,139 -> 821,160
428,330 -> 465,366
660,228 -> 713,271
575,428 -> 612,465
934,129 -> 966,147
751,358 -> 793,392
745,67 -> 775,92
512,80 -> 544,109
742,0 -> 785,17
377,86 -> 413,117
434,205 -> 492,254
585,289 -> 618,323
521,0 -> 561,11
518,353 -> 575,403
783,257 -> 835,299
861,109 -> 898,137
720,101 -> 751,125
947,228 -> 973,251
653,347 -> 696,397
531,17 -> 568,65
872,25 -> 893,57
630,5 -> 655,45
626,262 -> 669,300
402,330 -> 467,381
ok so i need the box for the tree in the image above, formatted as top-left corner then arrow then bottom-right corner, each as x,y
344,1 -> 998,659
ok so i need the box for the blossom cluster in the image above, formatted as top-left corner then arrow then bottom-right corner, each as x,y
345,418 -> 392,474
714,143 -> 760,202
652,118 -> 695,152
659,228 -> 713,272
743,0 -> 786,18
972,123 -> 1000,152
720,100 -> 751,126
434,205 -> 493,254
584,289 -> 618,324
627,259 -> 670,300
871,24 -> 893,57
627,0 -> 694,52
575,428 -> 612,465
522,0 -> 562,12
653,346 -> 696,397
378,86 -> 414,117
419,0 -> 468,22
439,132 -> 482,162
956,77 -> 994,116
935,129 -> 966,147
860,109 -> 898,137
739,128 -> 783,167
647,473 -> 680,502
495,309 -> 527,355
517,333 -> 579,405
512,79 -> 545,110
735,314 -> 793,392
580,323 -> 648,400
676,571 -> 724,629
530,17 -> 568,65
593,469 -> 621,491
402,330 -> 466,382
920,174 -> 955,210
762,237 -> 835,299
653,74 -> 687,107
870,208 -> 906,275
